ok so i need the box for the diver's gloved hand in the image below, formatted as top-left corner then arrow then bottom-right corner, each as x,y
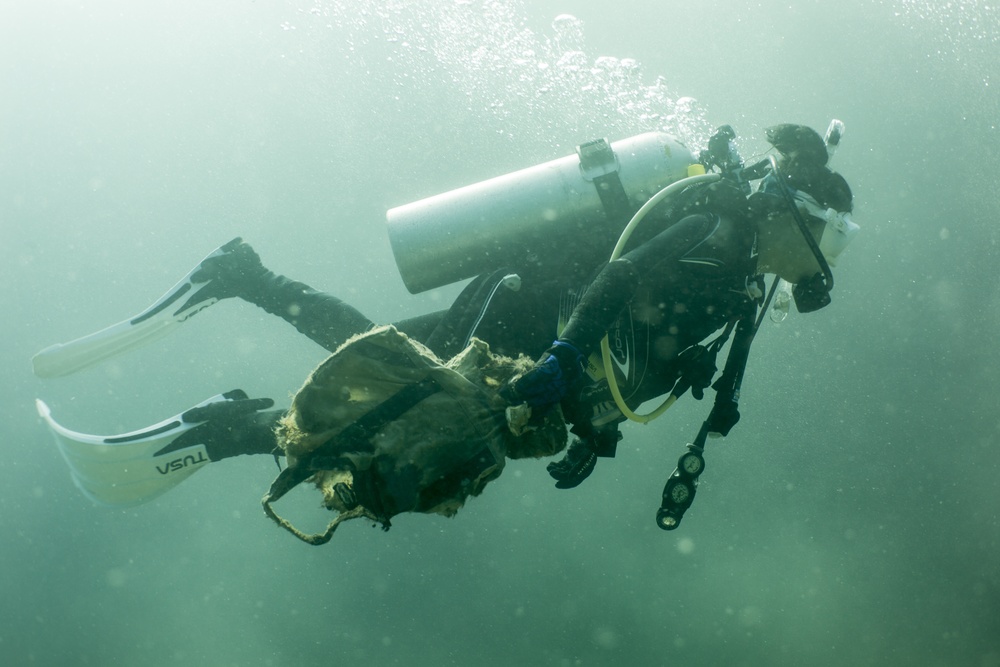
706,400 -> 741,439
675,344 -> 717,400
172,389 -> 279,461
547,438 -> 598,489
500,340 -> 585,408
547,428 -> 620,489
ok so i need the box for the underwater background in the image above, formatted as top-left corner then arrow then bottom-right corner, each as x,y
2,1 -> 998,665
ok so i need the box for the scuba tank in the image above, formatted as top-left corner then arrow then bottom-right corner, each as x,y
386,132 -> 698,293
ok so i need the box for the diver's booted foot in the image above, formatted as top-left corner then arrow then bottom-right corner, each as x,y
189,237 -> 269,301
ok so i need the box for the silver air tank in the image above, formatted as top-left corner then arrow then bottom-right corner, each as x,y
386,132 -> 696,294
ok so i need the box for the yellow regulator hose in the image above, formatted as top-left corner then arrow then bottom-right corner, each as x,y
600,171 -> 721,423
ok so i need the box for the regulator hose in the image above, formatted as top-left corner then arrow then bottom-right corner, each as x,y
600,172 -> 722,423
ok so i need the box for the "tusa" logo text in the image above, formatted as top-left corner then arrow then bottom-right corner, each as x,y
156,451 -> 209,475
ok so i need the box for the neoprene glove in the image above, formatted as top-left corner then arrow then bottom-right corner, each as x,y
547,437 -> 598,489
501,340 -> 585,408
675,344 -> 718,400
547,428 -> 620,489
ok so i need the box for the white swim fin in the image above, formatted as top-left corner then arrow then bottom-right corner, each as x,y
36,394 -> 230,506
32,238 -> 242,378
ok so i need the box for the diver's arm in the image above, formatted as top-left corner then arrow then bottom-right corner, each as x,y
503,214 -> 722,410
559,213 -> 720,355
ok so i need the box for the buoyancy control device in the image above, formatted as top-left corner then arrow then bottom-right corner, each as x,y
386,132 -> 698,293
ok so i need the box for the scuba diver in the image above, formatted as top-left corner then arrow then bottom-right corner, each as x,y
35,122 -> 859,532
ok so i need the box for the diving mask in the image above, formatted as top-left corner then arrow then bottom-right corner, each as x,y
760,174 -> 860,267
792,190 -> 860,267
788,189 -> 860,312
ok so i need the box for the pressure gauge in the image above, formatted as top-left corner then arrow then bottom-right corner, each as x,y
678,451 -> 705,478
667,477 -> 693,505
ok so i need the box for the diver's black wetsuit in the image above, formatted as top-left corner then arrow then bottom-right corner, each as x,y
239,184 -> 760,441
208,188 -> 762,462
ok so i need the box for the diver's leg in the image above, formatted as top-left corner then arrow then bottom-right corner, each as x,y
407,271 -> 559,360
462,275 -> 563,359
200,408 -> 286,460
192,239 -> 375,353
162,390 -> 287,461
39,390 -> 285,507
392,311 -> 447,347
248,274 -> 375,353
